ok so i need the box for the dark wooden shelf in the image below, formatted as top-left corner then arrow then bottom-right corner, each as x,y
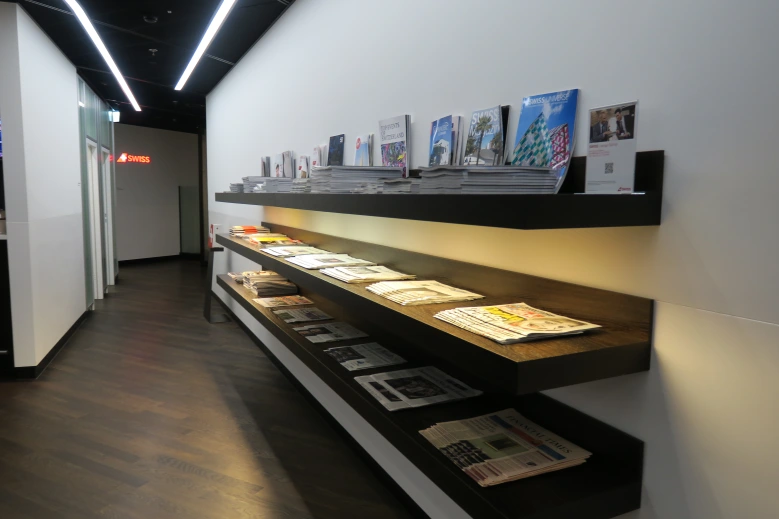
216,274 -> 644,519
214,150 -> 664,230
216,224 -> 653,395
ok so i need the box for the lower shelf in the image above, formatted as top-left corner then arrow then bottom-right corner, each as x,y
215,275 -> 644,519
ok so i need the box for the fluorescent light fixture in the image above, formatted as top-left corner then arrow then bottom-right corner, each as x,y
175,0 -> 237,90
110,110 -> 121,123
63,0 -> 141,111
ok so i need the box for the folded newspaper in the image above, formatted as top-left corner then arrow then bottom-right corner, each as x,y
293,322 -> 369,343
272,307 -> 332,323
420,408 -> 591,487
435,303 -> 600,344
264,246 -> 330,257
320,265 -> 416,283
324,343 -> 406,371
366,280 -> 484,306
254,295 -> 313,308
355,367 -> 482,411
286,254 -> 376,270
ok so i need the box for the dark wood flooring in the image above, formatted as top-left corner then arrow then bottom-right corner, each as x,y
0,259 -> 414,519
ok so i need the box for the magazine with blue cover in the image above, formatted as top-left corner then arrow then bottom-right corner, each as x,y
429,115 -> 453,166
464,106 -> 505,166
509,89 -> 579,191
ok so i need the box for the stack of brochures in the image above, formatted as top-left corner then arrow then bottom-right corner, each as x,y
383,178 -> 420,194
366,280 -> 484,305
309,166 -> 405,194
229,225 -> 269,237
418,166 -> 558,194
264,245 -> 330,257
293,322 -> 369,343
243,271 -> 297,297
434,303 -> 600,344
355,366 -> 482,411
254,177 -> 293,193
227,272 -> 246,283
254,295 -> 313,308
242,176 -> 265,193
324,343 -> 406,371
420,408 -> 591,487
272,307 -> 332,323
320,266 -> 416,283
286,254 -> 375,270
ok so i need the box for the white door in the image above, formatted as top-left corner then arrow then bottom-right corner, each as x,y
86,140 -> 105,299
101,147 -> 116,285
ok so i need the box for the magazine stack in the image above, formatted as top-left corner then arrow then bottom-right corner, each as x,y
255,177 -> 293,193
242,176 -> 265,193
291,178 -> 311,193
366,280 -> 484,305
247,233 -> 305,248
418,166 -> 558,194
382,178 -> 421,194
254,295 -> 313,308
243,271 -> 297,297
308,166 -> 404,194
309,167 -> 333,193
435,303 -> 600,344
228,182 -> 243,193
229,225 -> 269,237
356,366 -> 481,411
286,253 -> 375,270
420,408 -> 591,487
320,265 -> 416,283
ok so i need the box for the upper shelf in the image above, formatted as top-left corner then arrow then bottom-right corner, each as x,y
215,150 -> 664,230
216,223 -> 653,395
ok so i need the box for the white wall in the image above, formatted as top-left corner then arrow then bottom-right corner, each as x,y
114,123 -> 198,261
0,3 -> 85,367
206,1 -> 779,517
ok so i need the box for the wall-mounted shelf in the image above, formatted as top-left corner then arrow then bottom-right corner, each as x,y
216,274 -> 644,519
215,150 -> 664,230
216,223 -> 653,395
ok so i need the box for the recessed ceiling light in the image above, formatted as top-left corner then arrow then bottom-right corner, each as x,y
174,0 -> 236,91
63,0 -> 141,111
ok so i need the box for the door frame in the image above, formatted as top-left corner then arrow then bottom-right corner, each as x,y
86,138 -> 104,300
101,146 -> 116,285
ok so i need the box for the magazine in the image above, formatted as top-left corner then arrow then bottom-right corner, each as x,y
378,115 -> 411,177
319,265 -> 416,283
463,106 -> 508,166
272,307 -> 332,323
434,303 -> 600,344
286,254 -> 376,270
429,115 -> 461,166
293,322 -> 368,343
328,134 -> 345,166
272,154 -> 284,178
509,89 -> 579,192
366,280 -> 484,306
254,295 -> 313,308
264,246 -> 330,257
297,155 -> 310,179
586,101 -> 638,193
354,134 -> 373,166
355,367 -> 482,411
324,343 -> 406,371
420,408 -> 591,487
311,146 -> 322,168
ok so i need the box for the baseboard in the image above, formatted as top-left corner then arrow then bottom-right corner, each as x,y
12,310 -> 90,379
119,253 -> 201,266
210,291 -> 430,519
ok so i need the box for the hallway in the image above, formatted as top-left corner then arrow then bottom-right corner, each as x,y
0,259 -> 413,519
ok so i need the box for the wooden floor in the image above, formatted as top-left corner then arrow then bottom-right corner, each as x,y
0,259 -> 414,519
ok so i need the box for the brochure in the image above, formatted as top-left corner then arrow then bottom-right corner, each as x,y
293,322 -> 369,343
297,155 -> 310,179
286,254 -> 376,270
585,101 -> 638,193
429,115 -> 455,166
319,265 -> 416,283
355,367 -> 482,411
324,343 -> 406,371
254,295 -> 313,308
273,307 -> 332,323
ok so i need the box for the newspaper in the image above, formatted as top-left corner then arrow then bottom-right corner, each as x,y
320,265 -> 416,283
419,408 -> 591,487
293,322 -> 368,343
366,280 -> 484,306
272,307 -> 332,323
286,254 -> 376,270
355,367 -> 482,411
435,303 -> 600,344
254,295 -> 313,308
264,246 -> 330,257
324,343 -> 406,371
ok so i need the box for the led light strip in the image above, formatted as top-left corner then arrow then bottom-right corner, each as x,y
175,0 -> 237,91
63,0 -> 141,111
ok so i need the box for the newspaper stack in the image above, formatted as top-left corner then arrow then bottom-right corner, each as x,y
272,307 -> 332,323
264,245 -> 331,257
366,280 -> 484,305
228,183 -> 244,193
324,343 -> 406,371
293,322 -> 368,343
254,295 -> 313,308
355,366 -> 482,411
383,178 -> 421,194
435,303 -> 600,344
320,265 -> 416,283
317,166 -> 404,194
418,165 -> 558,195
242,176 -> 265,193
309,167 -> 333,193
420,408 -> 591,487
243,271 -> 297,297
286,254 -> 376,270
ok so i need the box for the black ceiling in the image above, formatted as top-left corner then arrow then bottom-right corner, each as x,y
15,0 -> 292,134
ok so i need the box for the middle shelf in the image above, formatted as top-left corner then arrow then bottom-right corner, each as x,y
216,223 -> 653,395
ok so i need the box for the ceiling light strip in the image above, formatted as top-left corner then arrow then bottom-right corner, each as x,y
63,0 -> 141,111
174,0 -> 237,91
